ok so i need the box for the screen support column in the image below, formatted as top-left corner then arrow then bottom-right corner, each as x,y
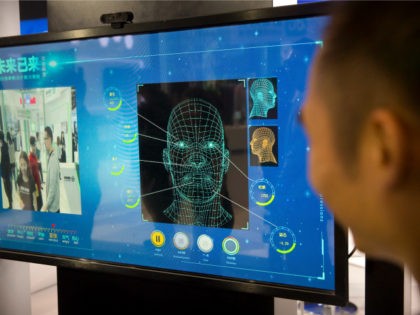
365,257 -> 404,315
57,266 -> 274,315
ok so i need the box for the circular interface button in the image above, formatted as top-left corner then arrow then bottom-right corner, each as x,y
104,87 -> 122,111
120,187 -> 140,209
270,226 -> 296,254
173,232 -> 190,250
150,230 -> 165,248
197,234 -> 214,253
110,156 -> 125,176
250,178 -> 275,206
222,236 -> 240,255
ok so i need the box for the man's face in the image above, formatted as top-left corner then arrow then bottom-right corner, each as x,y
44,131 -> 52,152
249,133 -> 261,155
301,58 -> 408,262
164,101 -> 228,203
301,63 -> 367,245
250,128 -> 272,156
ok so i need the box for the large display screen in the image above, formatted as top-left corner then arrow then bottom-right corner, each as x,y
0,3 -> 347,305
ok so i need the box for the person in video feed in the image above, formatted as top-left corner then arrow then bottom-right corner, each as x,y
0,130 -> 13,209
41,126 -> 60,213
6,131 -> 17,189
162,98 -> 231,227
35,131 -> 43,182
29,136 -> 43,210
16,151 -> 37,210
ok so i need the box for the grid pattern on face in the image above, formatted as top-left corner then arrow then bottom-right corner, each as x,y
166,98 -> 226,202
164,98 -> 231,226
250,78 -> 276,118
250,127 -> 277,164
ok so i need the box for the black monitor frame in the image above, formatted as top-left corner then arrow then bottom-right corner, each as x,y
0,1 -> 348,306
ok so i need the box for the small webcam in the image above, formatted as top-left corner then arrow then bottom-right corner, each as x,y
100,11 -> 134,29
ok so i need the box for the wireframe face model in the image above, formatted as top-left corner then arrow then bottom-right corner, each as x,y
162,98 -> 231,227
250,127 -> 277,165
249,78 -> 277,118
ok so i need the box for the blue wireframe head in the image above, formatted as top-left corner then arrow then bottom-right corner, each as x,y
163,98 -> 230,203
249,78 -> 277,118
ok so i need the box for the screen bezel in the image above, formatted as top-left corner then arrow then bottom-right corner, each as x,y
0,2 -> 348,306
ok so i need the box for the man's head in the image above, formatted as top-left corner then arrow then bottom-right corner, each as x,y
44,126 -> 53,153
301,3 -> 420,263
163,98 -> 229,203
249,79 -> 276,117
30,136 -> 36,151
250,127 -> 275,161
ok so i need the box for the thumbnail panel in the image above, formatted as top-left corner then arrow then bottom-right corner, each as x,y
0,87 -> 81,214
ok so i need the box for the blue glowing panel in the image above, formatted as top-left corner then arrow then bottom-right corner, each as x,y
0,15 -> 334,291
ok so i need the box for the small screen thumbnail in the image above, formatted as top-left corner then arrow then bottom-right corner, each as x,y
0,87 -> 81,214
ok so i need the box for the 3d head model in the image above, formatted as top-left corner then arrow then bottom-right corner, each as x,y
250,127 -> 277,165
249,78 -> 277,118
162,98 -> 232,227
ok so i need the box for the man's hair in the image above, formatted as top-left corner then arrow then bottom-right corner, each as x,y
315,3 -> 420,165
30,136 -> 36,146
0,130 -> 4,142
44,126 -> 53,140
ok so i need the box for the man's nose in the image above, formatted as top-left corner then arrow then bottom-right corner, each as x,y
188,151 -> 206,168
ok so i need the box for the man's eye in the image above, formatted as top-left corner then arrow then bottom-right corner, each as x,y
204,141 -> 218,149
174,141 -> 187,149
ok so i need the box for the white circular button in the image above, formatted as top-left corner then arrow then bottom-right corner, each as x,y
173,232 -> 190,250
197,234 -> 214,253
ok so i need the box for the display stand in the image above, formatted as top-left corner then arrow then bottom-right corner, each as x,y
365,257 -> 404,315
57,266 -> 274,315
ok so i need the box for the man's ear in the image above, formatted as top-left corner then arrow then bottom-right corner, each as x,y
365,109 -> 408,189
162,148 -> 170,171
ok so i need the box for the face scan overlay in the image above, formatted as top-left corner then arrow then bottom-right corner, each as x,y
250,127 -> 277,165
162,98 -> 232,227
249,78 -> 277,118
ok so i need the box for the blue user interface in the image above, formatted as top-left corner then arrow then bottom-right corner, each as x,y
0,15 -> 334,291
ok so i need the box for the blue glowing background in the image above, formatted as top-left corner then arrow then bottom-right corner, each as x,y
0,15 -> 335,291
